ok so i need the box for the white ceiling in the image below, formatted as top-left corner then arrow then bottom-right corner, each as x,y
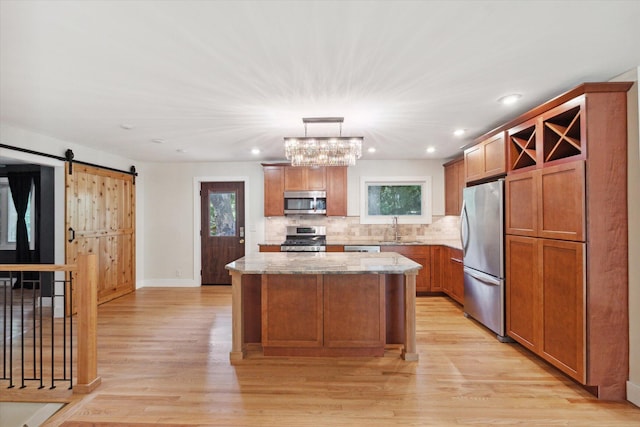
1,0 -> 639,164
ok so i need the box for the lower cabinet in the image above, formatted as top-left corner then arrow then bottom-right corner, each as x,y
446,248 -> 464,305
506,235 -> 586,382
259,245 -> 281,253
261,274 -> 385,356
429,246 -> 445,292
381,245 -> 431,293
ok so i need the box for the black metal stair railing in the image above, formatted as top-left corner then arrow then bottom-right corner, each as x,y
1,270 -> 74,390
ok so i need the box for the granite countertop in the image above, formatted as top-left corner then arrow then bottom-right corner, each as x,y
258,239 -> 462,250
225,252 -> 422,275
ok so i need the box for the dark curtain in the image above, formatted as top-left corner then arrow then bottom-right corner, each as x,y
8,172 -> 34,287
33,173 -> 41,264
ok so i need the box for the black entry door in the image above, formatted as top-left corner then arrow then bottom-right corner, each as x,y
200,182 -> 245,285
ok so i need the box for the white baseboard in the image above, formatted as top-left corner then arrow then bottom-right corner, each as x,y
138,278 -> 200,288
628,380 -> 640,407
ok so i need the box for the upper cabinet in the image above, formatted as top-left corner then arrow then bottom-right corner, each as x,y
263,164 -> 347,217
443,156 -> 464,216
505,160 -> 585,242
263,165 -> 285,216
508,97 -> 586,173
464,133 -> 506,183
326,166 -> 347,216
284,166 -> 326,191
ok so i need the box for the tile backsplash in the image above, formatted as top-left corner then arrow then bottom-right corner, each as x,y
265,215 -> 461,243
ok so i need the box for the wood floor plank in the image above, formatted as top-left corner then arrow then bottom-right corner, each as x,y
3,287 -> 640,426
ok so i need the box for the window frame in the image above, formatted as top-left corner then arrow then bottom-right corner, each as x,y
359,176 -> 432,224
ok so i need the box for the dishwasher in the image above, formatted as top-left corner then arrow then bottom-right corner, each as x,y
344,245 -> 381,253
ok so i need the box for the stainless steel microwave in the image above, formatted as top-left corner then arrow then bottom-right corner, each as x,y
284,191 -> 327,215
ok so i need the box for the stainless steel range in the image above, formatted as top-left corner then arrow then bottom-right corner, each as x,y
280,226 -> 326,252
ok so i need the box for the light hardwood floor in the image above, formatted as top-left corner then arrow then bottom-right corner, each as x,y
3,287 -> 640,426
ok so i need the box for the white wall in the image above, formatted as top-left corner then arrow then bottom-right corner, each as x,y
612,68 -> 640,407
141,159 -> 445,286
0,123 -> 145,286
141,161 -> 264,287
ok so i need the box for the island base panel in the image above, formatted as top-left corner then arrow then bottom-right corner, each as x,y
264,347 -> 385,357
385,274 -> 406,344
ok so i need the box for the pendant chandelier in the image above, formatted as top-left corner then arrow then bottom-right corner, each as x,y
284,117 -> 363,167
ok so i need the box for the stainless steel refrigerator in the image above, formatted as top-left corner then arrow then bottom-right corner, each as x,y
460,179 -> 509,341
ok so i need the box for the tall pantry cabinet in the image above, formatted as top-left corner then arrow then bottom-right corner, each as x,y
503,83 -> 632,401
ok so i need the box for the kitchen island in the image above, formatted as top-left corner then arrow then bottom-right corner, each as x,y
225,252 -> 422,363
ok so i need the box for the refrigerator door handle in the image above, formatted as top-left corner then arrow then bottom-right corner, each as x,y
463,267 -> 502,286
460,199 -> 469,255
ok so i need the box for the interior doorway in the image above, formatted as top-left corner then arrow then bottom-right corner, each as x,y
200,181 -> 245,285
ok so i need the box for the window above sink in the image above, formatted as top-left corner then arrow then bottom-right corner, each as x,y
360,176 -> 432,224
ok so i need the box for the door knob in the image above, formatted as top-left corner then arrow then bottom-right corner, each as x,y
239,239 -> 245,244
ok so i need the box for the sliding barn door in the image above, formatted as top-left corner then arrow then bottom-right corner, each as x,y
66,164 -> 135,305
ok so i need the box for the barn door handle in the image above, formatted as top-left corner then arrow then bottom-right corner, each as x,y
68,227 -> 76,243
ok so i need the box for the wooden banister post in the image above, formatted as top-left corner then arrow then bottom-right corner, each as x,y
75,253 -> 102,393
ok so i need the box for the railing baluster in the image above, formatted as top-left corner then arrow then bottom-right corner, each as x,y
68,271 -> 73,390
20,272 -> 25,389
1,257 -> 97,393
31,275 -> 37,385
39,272 -> 44,389
2,276 -> 7,381
8,272 -> 14,388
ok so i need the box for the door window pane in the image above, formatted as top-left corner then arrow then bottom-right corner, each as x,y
209,191 -> 236,236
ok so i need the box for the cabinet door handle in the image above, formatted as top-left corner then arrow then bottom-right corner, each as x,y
68,227 -> 76,243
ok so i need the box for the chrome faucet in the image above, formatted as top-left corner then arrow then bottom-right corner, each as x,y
392,216 -> 399,242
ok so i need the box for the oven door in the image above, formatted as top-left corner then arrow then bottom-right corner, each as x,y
280,245 -> 326,252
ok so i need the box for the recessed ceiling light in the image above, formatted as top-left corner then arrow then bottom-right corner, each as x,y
453,129 -> 465,137
251,148 -> 260,155
498,94 -> 522,105
120,124 -> 134,130
151,138 -> 164,144
367,147 -> 376,153
426,147 -> 436,154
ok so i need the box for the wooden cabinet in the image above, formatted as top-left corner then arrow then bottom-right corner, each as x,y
539,238 -> 585,381
263,164 -> 347,216
263,165 -> 284,216
508,97 -> 586,173
506,160 -> 585,241
444,157 -> 464,216
505,235 -> 539,352
261,274 -> 385,356
506,235 -> 585,380
262,275 -> 323,349
284,166 -> 325,191
429,246 -> 445,292
323,275 -> 385,350
502,82 -> 631,400
326,166 -> 347,216
381,245 -> 431,293
259,245 -> 281,253
446,248 -> 464,305
464,133 -> 506,183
